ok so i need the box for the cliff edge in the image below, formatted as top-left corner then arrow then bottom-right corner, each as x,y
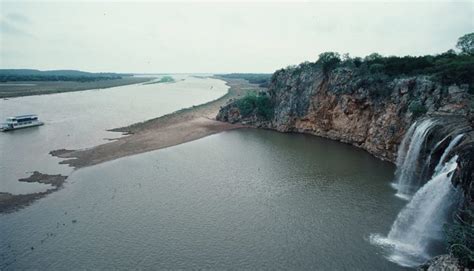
217,56 -> 474,268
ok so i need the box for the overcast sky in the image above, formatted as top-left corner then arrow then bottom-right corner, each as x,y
0,0 -> 473,73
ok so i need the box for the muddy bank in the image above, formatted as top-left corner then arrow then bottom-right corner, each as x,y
19,171 -> 68,187
0,172 -> 67,213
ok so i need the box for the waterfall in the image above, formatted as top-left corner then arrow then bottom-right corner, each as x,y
393,119 -> 437,199
370,156 -> 459,267
371,118 -> 465,267
433,134 -> 464,174
394,120 -> 417,170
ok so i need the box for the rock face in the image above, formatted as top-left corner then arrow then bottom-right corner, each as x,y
217,64 -> 474,209
217,65 -> 473,163
418,254 -> 460,271
217,64 -> 474,269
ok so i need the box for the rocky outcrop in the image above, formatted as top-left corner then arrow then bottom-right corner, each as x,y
218,64 -> 473,163
418,254 -> 461,271
217,63 -> 474,269
217,63 -> 474,207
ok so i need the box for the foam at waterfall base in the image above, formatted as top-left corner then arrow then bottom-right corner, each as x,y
369,233 -> 429,267
371,156 -> 459,268
394,192 -> 412,201
390,183 -> 412,200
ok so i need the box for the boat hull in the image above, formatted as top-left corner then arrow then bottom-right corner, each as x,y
0,122 -> 44,132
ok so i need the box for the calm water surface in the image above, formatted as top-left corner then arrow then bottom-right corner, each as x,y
0,76 -> 227,194
1,129 -> 408,270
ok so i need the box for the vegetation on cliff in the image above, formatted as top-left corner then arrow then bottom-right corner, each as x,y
219,34 -> 473,155
282,33 -> 474,94
236,91 -> 273,120
217,33 -> 474,270
445,209 -> 474,268
408,100 -> 428,117
316,52 -> 341,74
456,33 -> 474,56
354,52 -> 474,93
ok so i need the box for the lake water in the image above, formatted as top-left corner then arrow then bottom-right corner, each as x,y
1,128 -> 408,270
0,75 -> 228,194
0,76 -> 410,269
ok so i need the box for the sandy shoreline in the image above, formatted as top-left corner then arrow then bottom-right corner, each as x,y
50,77 -> 259,168
2,77 -> 258,213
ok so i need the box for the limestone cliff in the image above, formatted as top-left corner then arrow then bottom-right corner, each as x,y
217,63 -> 474,268
217,64 -> 473,163
217,64 -> 474,207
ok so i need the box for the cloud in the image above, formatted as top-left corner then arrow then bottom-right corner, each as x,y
0,13 -> 33,37
0,20 -> 33,37
6,13 -> 31,24
0,2 -> 472,72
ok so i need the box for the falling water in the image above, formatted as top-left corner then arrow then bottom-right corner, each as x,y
393,119 -> 437,199
433,134 -> 464,174
394,120 -> 418,169
420,134 -> 450,181
371,156 -> 459,267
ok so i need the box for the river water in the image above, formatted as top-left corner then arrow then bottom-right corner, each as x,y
0,77 -> 409,269
0,75 -> 228,194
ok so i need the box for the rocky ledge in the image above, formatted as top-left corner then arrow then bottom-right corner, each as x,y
418,254 -> 461,271
217,64 -> 473,193
218,65 -> 473,163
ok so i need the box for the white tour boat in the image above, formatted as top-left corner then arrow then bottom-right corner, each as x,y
0,114 -> 44,132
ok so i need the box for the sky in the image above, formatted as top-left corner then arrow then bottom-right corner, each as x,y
0,0 -> 473,73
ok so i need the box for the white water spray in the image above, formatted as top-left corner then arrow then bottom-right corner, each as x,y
394,119 -> 437,199
433,134 -> 464,174
371,155 -> 459,267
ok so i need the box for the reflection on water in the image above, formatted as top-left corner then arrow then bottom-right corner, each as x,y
0,129 -> 407,270
0,76 -> 227,194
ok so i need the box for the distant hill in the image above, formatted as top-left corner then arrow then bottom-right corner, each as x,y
0,69 -> 132,82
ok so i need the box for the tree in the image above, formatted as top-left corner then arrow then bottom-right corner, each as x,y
352,57 -> 363,67
456,33 -> 474,55
364,52 -> 383,62
342,53 -> 351,61
317,52 -> 341,74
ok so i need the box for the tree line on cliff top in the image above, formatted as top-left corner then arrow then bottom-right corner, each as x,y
311,33 -> 474,93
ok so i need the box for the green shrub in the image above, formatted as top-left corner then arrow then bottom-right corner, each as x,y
255,94 -> 273,119
336,34 -> 474,88
353,57 -> 363,68
236,92 -> 258,117
445,209 -> 474,268
364,53 -> 383,62
456,32 -> 474,55
317,52 -> 341,74
369,63 -> 385,73
236,91 -> 273,120
408,100 -> 427,117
